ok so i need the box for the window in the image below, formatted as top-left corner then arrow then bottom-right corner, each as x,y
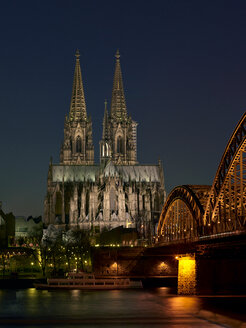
110,188 -> 116,212
117,136 -> 123,154
105,143 -> 109,156
76,136 -> 82,153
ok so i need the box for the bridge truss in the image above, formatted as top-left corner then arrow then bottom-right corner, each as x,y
157,185 -> 207,242
204,113 -> 246,233
157,112 -> 246,242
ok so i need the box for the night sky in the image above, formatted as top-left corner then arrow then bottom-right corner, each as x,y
0,1 -> 245,216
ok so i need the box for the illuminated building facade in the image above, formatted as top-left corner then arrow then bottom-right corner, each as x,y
44,50 -> 166,234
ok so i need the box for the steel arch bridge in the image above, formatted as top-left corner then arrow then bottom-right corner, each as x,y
157,112 -> 246,243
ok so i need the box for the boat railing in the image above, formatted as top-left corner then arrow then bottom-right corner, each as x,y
47,277 -> 131,286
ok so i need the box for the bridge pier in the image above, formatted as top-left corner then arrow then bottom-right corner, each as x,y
177,252 -> 246,295
177,255 -> 197,295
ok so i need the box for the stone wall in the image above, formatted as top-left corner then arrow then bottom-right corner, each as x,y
92,247 -> 178,277
177,256 -> 197,295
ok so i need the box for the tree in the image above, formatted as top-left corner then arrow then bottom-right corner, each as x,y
63,228 -> 91,272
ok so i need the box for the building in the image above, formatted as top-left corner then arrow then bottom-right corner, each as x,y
44,50 -> 166,235
0,202 -> 15,247
15,216 -> 43,239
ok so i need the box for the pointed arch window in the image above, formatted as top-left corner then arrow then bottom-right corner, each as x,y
117,136 -> 123,154
105,143 -> 109,157
110,188 -> 116,212
76,136 -> 82,153
142,195 -> 145,210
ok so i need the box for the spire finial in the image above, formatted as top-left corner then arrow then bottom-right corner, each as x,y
69,49 -> 87,121
75,49 -> 80,59
111,49 -> 127,119
104,99 -> 107,111
115,49 -> 120,60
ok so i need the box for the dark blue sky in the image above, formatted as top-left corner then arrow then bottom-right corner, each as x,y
0,0 -> 245,216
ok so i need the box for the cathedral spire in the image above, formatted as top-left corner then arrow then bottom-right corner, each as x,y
61,50 -> 94,165
102,99 -> 109,140
110,49 -> 127,121
69,49 -> 87,121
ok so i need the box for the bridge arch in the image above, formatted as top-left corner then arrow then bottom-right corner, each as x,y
157,185 -> 207,242
203,112 -> 246,233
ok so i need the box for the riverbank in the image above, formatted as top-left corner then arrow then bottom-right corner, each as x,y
197,309 -> 246,328
197,295 -> 246,326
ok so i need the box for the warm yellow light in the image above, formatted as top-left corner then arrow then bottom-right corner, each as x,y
37,249 -> 41,264
31,262 -> 34,266
178,255 -> 196,295
175,256 -> 179,260
178,258 -> 196,279
84,260 -> 87,264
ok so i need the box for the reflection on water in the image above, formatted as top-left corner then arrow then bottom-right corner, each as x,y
168,295 -> 200,313
0,288 -> 222,327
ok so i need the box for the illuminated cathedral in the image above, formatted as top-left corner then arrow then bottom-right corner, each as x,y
44,50 -> 166,234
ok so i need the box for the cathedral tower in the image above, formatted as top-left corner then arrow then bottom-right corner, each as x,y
60,50 -> 94,165
100,50 -> 137,165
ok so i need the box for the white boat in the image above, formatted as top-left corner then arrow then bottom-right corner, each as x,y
34,272 -> 142,290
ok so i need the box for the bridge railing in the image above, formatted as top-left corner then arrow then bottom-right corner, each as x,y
155,228 -> 246,246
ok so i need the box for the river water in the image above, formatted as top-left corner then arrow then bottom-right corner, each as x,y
0,287 -> 241,327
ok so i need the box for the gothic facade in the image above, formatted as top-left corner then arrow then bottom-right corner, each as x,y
44,50 -> 166,233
